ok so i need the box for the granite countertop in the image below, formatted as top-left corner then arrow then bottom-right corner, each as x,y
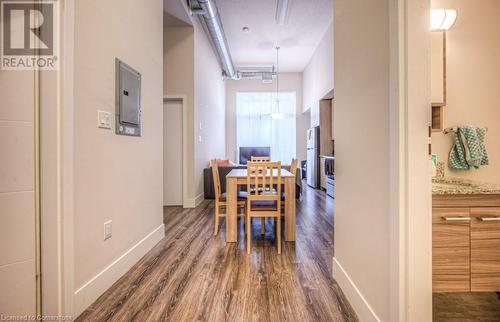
432,177 -> 500,195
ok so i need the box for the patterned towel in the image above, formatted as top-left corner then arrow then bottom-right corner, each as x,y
449,125 -> 488,170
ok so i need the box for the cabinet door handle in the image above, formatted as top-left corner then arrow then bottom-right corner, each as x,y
443,216 -> 471,221
478,216 -> 500,221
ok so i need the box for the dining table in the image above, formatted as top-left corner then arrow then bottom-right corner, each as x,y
225,168 -> 296,243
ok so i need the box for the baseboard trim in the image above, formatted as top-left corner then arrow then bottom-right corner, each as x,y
184,193 -> 204,208
73,224 -> 165,317
194,193 -> 204,207
332,257 -> 380,322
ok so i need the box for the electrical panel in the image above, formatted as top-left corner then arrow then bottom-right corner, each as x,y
115,58 -> 141,136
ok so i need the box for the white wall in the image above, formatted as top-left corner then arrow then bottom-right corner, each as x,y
333,0 -> 432,321
0,71 -> 36,315
164,14 -> 226,205
164,26 -> 196,202
225,73 -> 310,164
431,0 -> 500,184
193,18 -> 226,200
333,1 -> 391,318
303,22 -> 334,127
73,0 -> 164,315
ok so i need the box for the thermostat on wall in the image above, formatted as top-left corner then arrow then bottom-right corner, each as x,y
115,58 -> 142,137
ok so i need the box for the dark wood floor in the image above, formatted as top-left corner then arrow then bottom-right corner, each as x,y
433,292 -> 500,322
76,183 -> 357,322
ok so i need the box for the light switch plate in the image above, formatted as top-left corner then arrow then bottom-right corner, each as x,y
98,110 -> 112,129
104,220 -> 112,240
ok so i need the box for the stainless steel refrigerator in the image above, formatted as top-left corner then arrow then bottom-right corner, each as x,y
306,126 -> 320,188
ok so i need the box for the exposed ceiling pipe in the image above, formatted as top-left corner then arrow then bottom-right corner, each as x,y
189,0 -> 238,80
275,0 -> 291,25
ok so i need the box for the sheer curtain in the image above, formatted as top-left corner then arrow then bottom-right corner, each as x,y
236,92 -> 296,163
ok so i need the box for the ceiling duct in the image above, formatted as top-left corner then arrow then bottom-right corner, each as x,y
238,65 -> 276,83
189,0 -> 238,80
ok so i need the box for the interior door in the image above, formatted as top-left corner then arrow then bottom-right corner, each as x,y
0,70 -> 38,313
163,100 -> 183,206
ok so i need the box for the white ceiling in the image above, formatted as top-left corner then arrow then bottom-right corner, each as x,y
164,0 -> 192,26
216,0 -> 333,72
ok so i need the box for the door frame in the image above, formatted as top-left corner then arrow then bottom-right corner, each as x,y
163,95 -> 188,208
391,0 -> 432,320
40,0 -> 76,316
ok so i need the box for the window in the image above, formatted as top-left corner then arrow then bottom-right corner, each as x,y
236,92 -> 296,163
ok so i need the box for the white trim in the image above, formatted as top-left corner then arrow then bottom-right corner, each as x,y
332,257 -> 380,322
61,0 -> 75,317
73,224 -> 165,317
389,0 -> 406,321
184,192 -> 205,208
163,95 -> 188,208
394,1 -> 433,321
194,192 -> 204,207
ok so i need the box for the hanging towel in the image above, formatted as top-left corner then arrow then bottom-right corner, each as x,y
449,125 -> 489,170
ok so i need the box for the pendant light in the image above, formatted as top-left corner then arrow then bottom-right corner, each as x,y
271,46 -> 285,120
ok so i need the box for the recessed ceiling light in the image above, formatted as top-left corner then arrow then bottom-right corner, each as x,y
242,26 -> 250,33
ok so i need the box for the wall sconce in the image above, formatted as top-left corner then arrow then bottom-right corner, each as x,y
431,9 -> 457,31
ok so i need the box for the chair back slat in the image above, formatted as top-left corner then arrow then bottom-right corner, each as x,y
210,159 -> 221,200
251,156 -> 271,162
290,158 -> 298,177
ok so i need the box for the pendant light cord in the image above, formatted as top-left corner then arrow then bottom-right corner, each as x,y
276,46 -> 280,111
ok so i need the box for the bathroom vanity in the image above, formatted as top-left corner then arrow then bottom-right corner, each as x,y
432,177 -> 500,293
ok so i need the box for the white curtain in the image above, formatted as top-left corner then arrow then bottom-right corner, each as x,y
236,92 -> 296,163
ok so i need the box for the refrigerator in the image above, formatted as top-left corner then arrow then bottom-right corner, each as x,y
306,126 -> 320,188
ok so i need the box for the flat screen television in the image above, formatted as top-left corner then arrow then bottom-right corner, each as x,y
239,147 -> 271,165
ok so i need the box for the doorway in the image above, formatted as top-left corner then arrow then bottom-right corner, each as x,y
430,1 -> 500,320
163,99 -> 184,206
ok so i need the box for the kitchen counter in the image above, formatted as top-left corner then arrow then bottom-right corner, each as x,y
432,177 -> 500,195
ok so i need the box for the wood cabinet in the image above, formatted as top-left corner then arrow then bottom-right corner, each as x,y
331,100 -> 335,139
319,157 -> 327,190
431,32 -> 445,131
431,32 -> 446,106
319,99 -> 333,155
432,208 -> 470,292
432,196 -> 500,293
470,207 -> 500,291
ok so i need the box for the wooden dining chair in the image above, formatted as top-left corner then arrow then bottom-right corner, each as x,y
282,158 -> 298,215
246,161 -> 282,254
250,156 -> 272,233
290,158 -> 298,177
251,156 -> 271,162
211,159 -> 247,236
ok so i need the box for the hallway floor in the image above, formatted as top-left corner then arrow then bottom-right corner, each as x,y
76,183 -> 357,321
